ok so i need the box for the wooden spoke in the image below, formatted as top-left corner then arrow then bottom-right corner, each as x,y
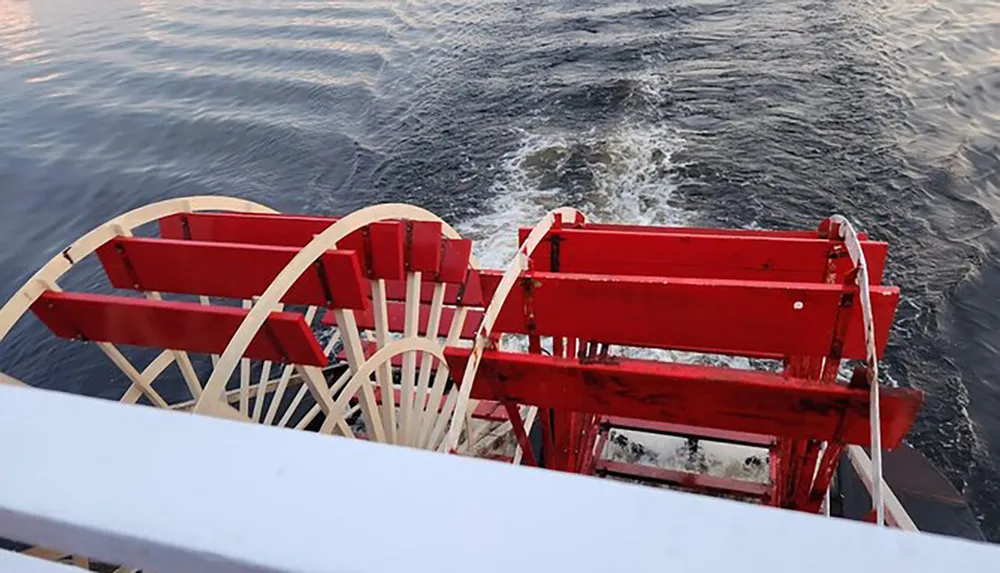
318,337 -> 449,440
370,279 -> 398,444
120,350 -> 174,405
252,361 -> 273,423
300,365 -> 353,437
416,306 -> 471,449
98,343 -> 169,409
291,368 -> 351,430
408,283 -> 446,445
239,299 -> 252,416
399,270 -> 422,444
334,308 -> 386,442
440,207 -> 583,453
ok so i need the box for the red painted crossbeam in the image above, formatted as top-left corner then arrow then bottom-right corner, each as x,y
159,212 -> 473,283
159,212 -> 341,247
602,417 -> 773,448
479,271 -> 898,360
574,221 -> 869,240
595,460 -> 771,500
96,237 -> 368,310
31,291 -> 327,366
321,300 -> 482,339
444,348 -> 922,448
519,228 -> 887,283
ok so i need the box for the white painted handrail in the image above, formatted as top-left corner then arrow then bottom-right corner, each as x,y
1,384 -> 997,573
829,215 -> 886,526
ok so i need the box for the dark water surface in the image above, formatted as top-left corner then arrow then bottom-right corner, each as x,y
2,0 -> 999,539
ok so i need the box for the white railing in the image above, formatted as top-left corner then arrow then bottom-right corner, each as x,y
1,384 -> 997,573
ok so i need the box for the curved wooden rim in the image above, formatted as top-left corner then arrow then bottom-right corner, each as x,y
317,337 -> 449,437
0,196 -> 277,398
440,207 -> 585,453
193,204 -> 471,440
0,196 -> 277,344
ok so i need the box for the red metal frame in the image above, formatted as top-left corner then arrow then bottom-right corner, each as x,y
35,212 -> 923,513
445,348 -> 922,448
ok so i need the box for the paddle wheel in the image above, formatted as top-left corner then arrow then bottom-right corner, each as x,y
0,197 -> 925,570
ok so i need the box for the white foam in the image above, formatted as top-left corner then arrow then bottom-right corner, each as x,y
457,121 -> 688,267
452,64 -> 776,484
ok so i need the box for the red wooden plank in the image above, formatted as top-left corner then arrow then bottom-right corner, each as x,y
439,239 -> 473,284
576,222 -> 821,239
603,417 -> 773,448
96,237 -> 368,310
160,212 -> 340,246
160,213 -> 471,283
479,271 -> 898,360
444,348 -> 922,448
322,300 -> 482,339
596,460 -> 771,499
406,221 -> 442,275
519,228 -> 887,284
576,222 -> 871,240
363,220 -> 405,280
31,291 -> 327,366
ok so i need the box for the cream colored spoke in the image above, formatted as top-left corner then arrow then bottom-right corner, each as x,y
416,306 -> 469,448
237,300 -> 252,415
441,207 -> 582,453
201,295 -> 219,367
334,308 -> 385,442
299,365 -> 353,437
407,282 -> 445,444
252,360 -> 273,422
370,278 -> 398,444
318,338 -> 447,438
399,271 -> 422,444
321,329 -> 341,357
278,384 -> 310,428
263,364 -> 296,426
171,350 -> 203,402
286,367 -> 350,429
120,350 -> 174,406
262,307 -> 317,425
426,388 -> 458,452
98,343 -> 169,409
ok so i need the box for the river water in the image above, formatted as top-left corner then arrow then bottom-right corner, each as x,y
1,0 -> 998,540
